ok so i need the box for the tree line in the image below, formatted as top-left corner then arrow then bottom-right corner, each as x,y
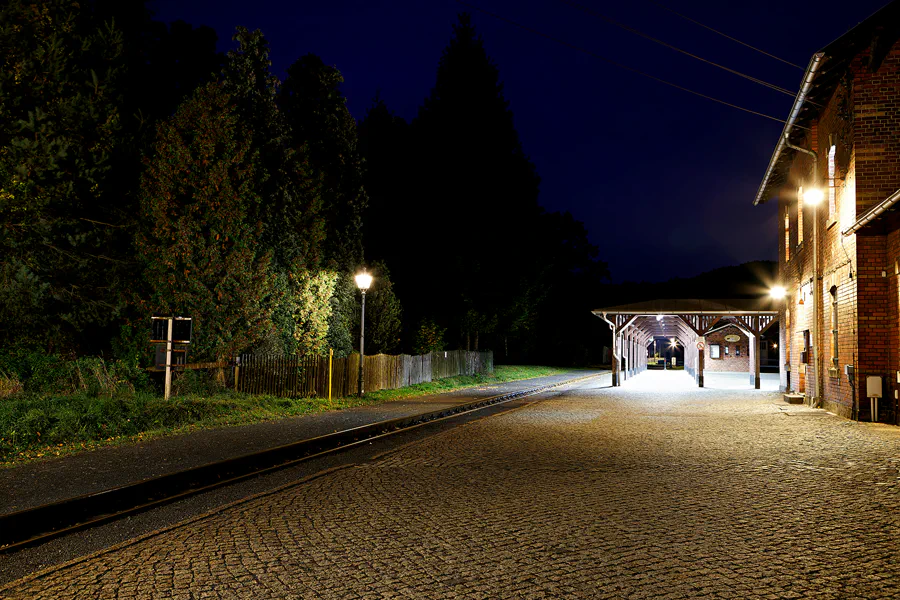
1,2 -> 610,368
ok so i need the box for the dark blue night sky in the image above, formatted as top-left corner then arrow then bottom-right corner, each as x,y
149,0 -> 888,282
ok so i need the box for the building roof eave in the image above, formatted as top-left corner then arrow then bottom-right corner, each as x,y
752,0 -> 900,207
752,53 -> 825,206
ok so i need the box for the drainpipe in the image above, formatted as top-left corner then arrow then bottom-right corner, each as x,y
783,135 -> 822,408
599,313 -> 619,386
753,53 -> 825,206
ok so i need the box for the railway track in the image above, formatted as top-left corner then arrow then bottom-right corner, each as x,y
0,372 -> 605,552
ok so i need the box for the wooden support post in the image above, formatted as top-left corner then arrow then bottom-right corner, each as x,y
612,327 -> 619,387
626,333 -> 632,379
751,333 -> 761,389
698,336 -> 705,388
328,347 -> 333,401
630,333 -> 635,378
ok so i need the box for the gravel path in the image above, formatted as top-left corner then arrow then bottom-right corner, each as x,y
2,370 -> 898,599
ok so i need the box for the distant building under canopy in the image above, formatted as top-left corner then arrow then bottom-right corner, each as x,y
592,298 -> 778,389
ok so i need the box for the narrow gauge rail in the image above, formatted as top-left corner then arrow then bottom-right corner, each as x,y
0,372 -> 603,552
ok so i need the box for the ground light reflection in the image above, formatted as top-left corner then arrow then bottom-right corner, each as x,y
619,370 -> 780,392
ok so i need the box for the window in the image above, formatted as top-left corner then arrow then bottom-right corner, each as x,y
828,145 -> 837,219
786,308 -> 791,364
801,330 -> 811,364
725,345 -> 730,356
797,186 -> 804,244
736,345 -> 741,357
830,285 -> 838,367
784,210 -> 790,261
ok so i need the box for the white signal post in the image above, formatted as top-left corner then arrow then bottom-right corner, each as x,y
151,316 -> 192,401
165,318 -> 174,400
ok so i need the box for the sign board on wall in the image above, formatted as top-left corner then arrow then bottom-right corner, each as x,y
724,334 -> 741,342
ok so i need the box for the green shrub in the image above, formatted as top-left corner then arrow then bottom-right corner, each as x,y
0,368 -> 23,397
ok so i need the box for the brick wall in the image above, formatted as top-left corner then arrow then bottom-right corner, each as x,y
852,47 -> 900,217
776,40 -> 900,421
704,326 -> 750,373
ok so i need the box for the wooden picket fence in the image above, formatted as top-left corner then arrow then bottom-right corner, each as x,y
234,350 -> 493,399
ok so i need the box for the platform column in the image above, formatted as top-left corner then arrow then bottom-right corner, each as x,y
611,327 -> 619,387
751,333 -> 761,389
698,337 -> 705,388
628,333 -> 634,379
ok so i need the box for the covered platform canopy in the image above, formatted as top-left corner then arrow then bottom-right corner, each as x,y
592,299 -> 779,389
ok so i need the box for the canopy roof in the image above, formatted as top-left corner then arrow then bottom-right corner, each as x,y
593,298 -> 779,316
592,298 -> 778,340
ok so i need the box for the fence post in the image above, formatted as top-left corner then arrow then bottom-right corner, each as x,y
328,348 -> 333,402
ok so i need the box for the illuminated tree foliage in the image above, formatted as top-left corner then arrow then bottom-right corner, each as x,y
135,83 -> 274,362
0,0 -> 127,350
413,319 -> 446,355
287,268 -> 338,356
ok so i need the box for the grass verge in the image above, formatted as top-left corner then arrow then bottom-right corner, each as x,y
0,365 -> 575,468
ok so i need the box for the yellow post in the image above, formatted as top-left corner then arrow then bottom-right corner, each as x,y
328,348 -> 333,402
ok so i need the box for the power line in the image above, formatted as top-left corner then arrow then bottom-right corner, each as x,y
648,0 -> 804,70
456,1 -> 807,128
556,0 -> 797,97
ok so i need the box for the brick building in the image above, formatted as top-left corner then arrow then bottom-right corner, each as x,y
754,1 -> 900,423
704,325 -> 750,373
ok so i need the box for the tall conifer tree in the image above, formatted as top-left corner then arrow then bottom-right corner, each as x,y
136,83 -> 274,363
280,54 -> 368,356
222,29 -> 331,356
0,0 -> 128,350
411,13 -> 542,350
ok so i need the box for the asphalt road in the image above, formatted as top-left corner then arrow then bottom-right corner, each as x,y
2,371 -> 899,599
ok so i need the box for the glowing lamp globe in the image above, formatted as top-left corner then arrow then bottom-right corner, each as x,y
770,285 -> 787,300
355,271 -> 373,291
804,188 -> 825,205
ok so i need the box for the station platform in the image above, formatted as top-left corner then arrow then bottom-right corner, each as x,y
0,370 -> 603,516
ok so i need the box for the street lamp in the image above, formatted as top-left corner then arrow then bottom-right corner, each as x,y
804,186 -> 824,406
803,187 -> 825,206
355,269 -> 373,397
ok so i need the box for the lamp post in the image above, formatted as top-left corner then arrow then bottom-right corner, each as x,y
354,269 -> 373,397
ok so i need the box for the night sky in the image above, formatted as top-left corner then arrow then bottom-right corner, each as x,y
150,0 -> 888,282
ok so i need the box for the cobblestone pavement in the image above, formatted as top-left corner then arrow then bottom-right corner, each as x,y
2,371 -> 899,599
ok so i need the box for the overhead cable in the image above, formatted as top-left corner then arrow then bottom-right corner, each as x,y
456,1 -> 807,128
648,0 -> 804,69
557,0 -> 797,97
